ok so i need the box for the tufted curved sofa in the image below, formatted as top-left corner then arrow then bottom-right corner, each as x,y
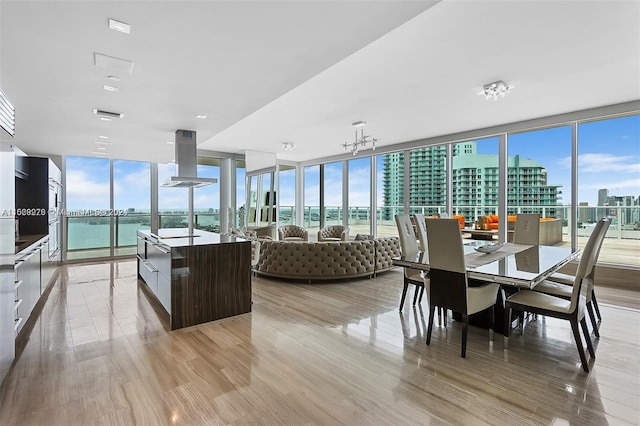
254,237 -> 400,281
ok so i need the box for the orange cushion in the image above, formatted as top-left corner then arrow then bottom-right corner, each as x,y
488,223 -> 499,230
507,215 -> 517,221
452,215 -> 465,229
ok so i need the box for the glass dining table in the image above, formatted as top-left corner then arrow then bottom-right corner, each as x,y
392,242 -> 580,334
392,241 -> 580,290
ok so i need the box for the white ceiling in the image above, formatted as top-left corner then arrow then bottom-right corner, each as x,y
1,0 -> 639,165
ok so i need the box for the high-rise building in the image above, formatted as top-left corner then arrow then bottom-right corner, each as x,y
603,194 -> 640,228
578,202 -> 596,224
382,142 -> 561,222
597,188 -> 610,220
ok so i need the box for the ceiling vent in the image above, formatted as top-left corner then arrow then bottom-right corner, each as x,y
94,52 -> 134,74
93,108 -> 124,119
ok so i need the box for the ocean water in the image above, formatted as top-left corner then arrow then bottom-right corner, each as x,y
66,212 -> 221,250
67,222 -> 150,250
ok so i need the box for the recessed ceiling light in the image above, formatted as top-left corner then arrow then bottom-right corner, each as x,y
195,114 -> 207,119
95,141 -> 112,146
166,141 -> 174,145
91,151 -> 110,156
100,117 -> 112,121
98,135 -> 109,139
108,18 -> 131,34
107,75 -> 121,82
96,146 -> 106,151
103,85 -> 119,92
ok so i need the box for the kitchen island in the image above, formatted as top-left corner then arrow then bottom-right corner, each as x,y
137,228 -> 252,330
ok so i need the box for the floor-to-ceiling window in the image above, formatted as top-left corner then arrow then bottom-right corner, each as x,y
507,127 -> 571,245
245,171 -> 276,227
452,137 -> 499,226
236,160 -> 246,228
246,175 -> 259,227
376,152 -> 404,237
323,161 -> 343,227
348,157 -> 370,235
64,154 -> 244,259
577,115 -> 640,266
259,172 -> 274,226
408,145 -> 446,216
67,156 -> 151,259
278,165 -> 296,226
66,156 -> 111,259
193,160 -> 220,232
304,165 -> 320,232
113,160 -> 151,256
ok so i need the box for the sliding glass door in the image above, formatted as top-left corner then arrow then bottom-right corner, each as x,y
66,156 -> 151,259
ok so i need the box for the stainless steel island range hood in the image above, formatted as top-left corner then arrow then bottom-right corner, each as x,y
162,129 -> 217,188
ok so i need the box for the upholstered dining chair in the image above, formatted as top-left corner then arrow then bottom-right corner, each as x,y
317,225 -> 349,241
412,214 -> 446,322
503,219 -> 604,373
395,214 -> 425,310
424,218 -> 500,358
278,224 -> 309,241
531,217 -> 610,338
411,213 -> 428,253
512,213 -> 540,245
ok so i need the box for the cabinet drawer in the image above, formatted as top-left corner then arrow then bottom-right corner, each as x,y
138,258 -> 158,294
147,243 -> 171,278
157,272 -> 171,314
137,236 -> 146,259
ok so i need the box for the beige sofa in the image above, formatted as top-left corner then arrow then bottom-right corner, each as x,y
254,237 -> 400,281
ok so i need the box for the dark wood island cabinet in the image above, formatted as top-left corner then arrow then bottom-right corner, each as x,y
136,228 -> 252,330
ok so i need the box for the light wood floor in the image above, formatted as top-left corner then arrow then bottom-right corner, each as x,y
1,261 -> 639,425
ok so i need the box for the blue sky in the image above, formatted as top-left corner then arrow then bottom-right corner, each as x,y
66,115 -> 638,210
506,115 -> 639,205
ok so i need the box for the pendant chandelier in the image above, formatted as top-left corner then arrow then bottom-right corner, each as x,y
342,121 -> 378,155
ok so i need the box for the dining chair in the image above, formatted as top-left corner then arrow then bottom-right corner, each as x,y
412,213 -> 448,324
503,219 -> 603,373
512,213 -> 540,245
412,213 -> 428,253
532,217 -> 610,338
410,214 -> 428,303
395,214 -> 424,310
424,218 -> 500,358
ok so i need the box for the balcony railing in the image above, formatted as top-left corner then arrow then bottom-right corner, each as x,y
66,206 -> 639,267
66,212 -> 221,258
